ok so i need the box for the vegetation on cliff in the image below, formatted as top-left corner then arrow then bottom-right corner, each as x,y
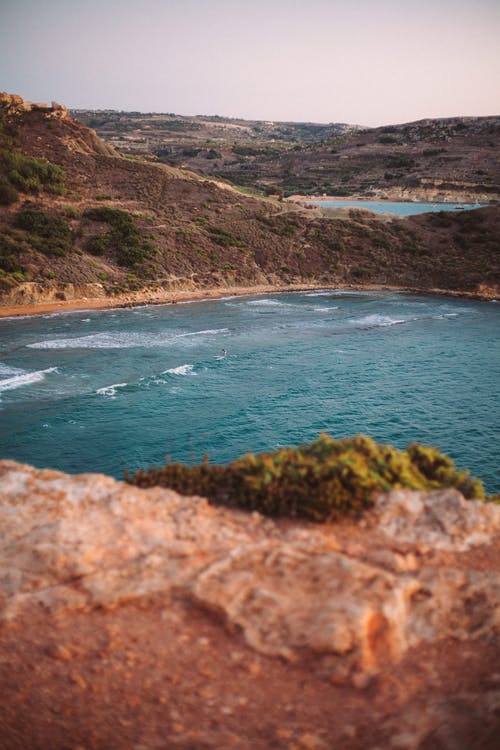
0,94 -> 499,301
0,100 -> 65,205
0,149 -> 65,205
83,207 -> 155,267
127,433 -> 490,522
72,108 -> 500,202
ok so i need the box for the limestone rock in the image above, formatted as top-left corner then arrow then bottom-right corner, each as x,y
0,281 -> 106,306
1,460 -> 499,749
0,92 -> 67,118
1,460 -> 498,667
368,487 -> 500,551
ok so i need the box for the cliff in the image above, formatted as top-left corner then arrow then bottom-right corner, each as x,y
1,93 -> 499,309
1,460 -> 499,749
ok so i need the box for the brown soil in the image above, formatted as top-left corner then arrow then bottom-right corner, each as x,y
1,584 -> 499,750
1,100 -> 499,305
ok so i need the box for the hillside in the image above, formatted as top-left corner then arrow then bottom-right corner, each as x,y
73,108 -> 500,203
1,93 -> 499,308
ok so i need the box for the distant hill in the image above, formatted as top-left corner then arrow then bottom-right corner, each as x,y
1,93 -> 499,307
72,109 -> 500,203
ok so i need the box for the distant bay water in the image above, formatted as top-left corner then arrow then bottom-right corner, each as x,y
0,291 -> 498,492
306,200 -> 487,215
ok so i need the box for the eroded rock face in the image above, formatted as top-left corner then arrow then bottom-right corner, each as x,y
1,460 -> 499,749
0,92 -> 68,118
0,461 -> 500,750
0,281 -> 106,306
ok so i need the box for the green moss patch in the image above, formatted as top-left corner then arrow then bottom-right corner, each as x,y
127,433 -> 487,522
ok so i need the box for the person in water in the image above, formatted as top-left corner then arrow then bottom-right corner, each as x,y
222,349 -> 228,357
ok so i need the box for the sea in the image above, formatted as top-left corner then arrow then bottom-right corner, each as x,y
0,290 -> 498,492
307,200 -> 486,215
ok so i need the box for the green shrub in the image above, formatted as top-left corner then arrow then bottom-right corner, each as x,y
384,155 -> 416,170
0,176 -> 19,205
86,233 -> 109,256
0,150 -> 65,195
83,207 -> 154,266
14,209 -> 72,256
0,233 -> 23,273
127,433 -> 487,522
61,204 -> 82,219
207,225 -> 244,248
351,266 -> 370,279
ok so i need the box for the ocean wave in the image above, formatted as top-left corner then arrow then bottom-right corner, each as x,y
351,314 -> 407,328
0,314 -> 33,321
313,306 -> 339,312
303,291 -> 333,297
178,328 -> 229,338
96,382 -> 128,398
27,327 -> 229,350
246,299 -> 289,307
0,367 -> 59,393
0,363 -> 25,377
162,364 -> 194,376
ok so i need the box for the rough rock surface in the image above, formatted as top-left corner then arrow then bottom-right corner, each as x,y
0,92 -> 68,118
1,460 -> 499,750
0,281 -> 107,306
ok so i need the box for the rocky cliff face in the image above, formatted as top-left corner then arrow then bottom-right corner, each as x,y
0,93 -> 68,119
1,460 -> 499,749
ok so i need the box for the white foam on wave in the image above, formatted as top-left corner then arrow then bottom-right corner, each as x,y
162,364 -> 194,376
178,328 -> 228,338
0,362 -> 24,377
0,314 -> 33,321
28,333 -> 133,349
27,327 -> 229,350
304,291 -> 333,297
313,306 -> 339,312
96,382 -> 127,398
352,314 -> 406,328
0,367 -> 59,393
247,299 -> 288,307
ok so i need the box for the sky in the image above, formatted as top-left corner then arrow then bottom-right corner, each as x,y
1,0 -> 499,127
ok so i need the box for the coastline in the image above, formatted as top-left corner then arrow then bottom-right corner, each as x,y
0,282 -> 497,319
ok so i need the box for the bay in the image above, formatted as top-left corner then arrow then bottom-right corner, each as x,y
307,200 -> 486,215
0,290 -> 498,492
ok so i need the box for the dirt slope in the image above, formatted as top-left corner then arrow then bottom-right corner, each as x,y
1,95 -> 499,305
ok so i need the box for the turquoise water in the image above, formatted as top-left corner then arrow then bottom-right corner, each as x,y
308,200 -> 486,215
0,291 -> 499,492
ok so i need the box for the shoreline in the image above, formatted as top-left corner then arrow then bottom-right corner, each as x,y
287,194 -> 496,205
0,282 -> 497,319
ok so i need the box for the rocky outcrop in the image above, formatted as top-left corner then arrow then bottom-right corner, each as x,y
0,281 -> 107,306
0,92 -> 68,119
1,460 -> 499,749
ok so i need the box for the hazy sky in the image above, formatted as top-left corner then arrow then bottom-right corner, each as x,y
1,0 -> 499,126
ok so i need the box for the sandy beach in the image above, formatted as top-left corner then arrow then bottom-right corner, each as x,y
0,283 -> 332,319
0,282 -> 497,319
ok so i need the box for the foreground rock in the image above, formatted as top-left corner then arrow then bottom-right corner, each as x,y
1,461 -> 499,749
